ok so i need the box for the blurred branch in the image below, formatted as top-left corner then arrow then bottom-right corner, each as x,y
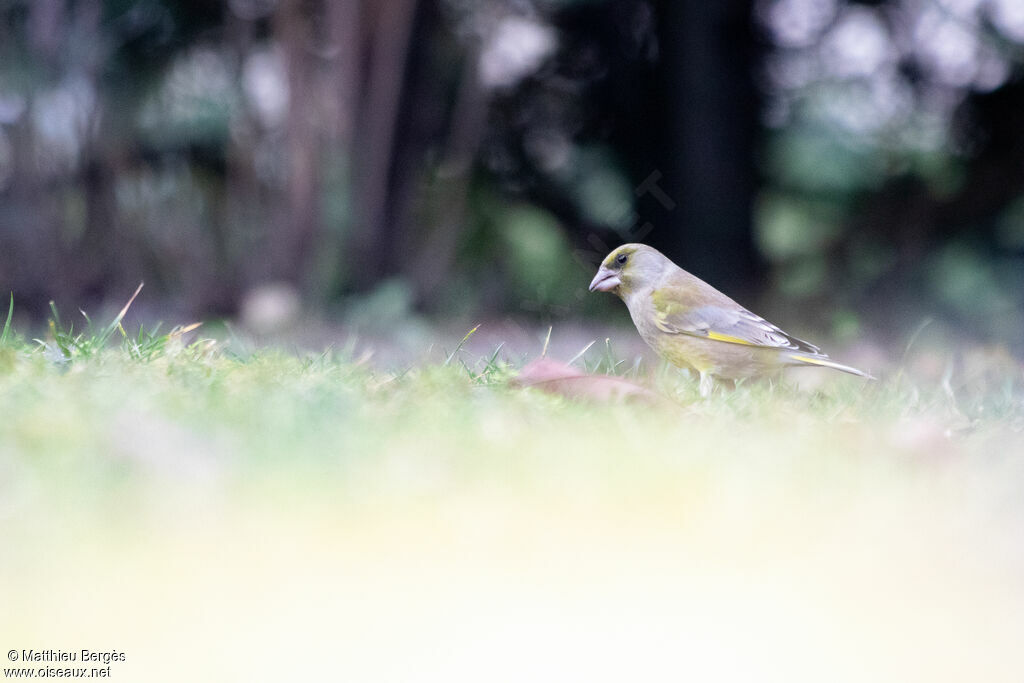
350,0 -> 418,289
407,43 -> 490,305
326,1 -> 362,144
273,0 -> 322,285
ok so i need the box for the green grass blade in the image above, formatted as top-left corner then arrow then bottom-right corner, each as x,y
603,337 -> 625,374
893,317 -> 933,389
0,293 -> 13,344
96,282 -> 144,348
444,324 -> 480,366
486,342 -> 505,368
49,300 -> 63,333
568,340 -> 596,366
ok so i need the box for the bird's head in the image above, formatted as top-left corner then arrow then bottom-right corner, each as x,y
588,243 -> 668,296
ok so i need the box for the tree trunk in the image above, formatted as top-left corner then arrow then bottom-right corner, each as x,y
348,0 -> 418,290
273,0 -> 322,286
652,0 -> 762,297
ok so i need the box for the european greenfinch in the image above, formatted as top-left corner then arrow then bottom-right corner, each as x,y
589,243 -> 872,396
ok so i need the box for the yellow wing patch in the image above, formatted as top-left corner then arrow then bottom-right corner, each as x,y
654,311 -> 757,346
706,331 -> 755,346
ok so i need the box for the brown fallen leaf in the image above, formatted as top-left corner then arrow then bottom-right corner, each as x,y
511,357 -> 669,405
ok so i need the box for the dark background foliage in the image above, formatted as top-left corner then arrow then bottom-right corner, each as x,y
2,0 -> 1023,349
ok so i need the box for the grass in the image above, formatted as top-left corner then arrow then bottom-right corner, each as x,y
2,295 -> 1023,682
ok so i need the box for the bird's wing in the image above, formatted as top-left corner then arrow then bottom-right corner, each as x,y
650,286 -> 822,354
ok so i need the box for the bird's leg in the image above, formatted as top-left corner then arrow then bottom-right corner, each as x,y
699,371 -> 714,398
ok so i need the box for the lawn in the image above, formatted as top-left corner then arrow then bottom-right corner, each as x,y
1,302 -> 1023,682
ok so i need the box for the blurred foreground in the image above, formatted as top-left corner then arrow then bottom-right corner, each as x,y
2,339 -> 1023,682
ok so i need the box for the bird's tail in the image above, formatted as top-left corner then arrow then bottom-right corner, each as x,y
788,354 -> 875,380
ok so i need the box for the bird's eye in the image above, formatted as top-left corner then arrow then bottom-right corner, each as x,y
616,253 -> 629,265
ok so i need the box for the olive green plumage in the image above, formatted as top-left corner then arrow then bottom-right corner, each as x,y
589,244 -> 872,396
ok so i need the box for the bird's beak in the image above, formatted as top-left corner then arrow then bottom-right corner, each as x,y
589,266 -> 621,292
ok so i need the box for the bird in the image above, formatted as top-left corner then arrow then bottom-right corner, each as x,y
588,243 -> 872,397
